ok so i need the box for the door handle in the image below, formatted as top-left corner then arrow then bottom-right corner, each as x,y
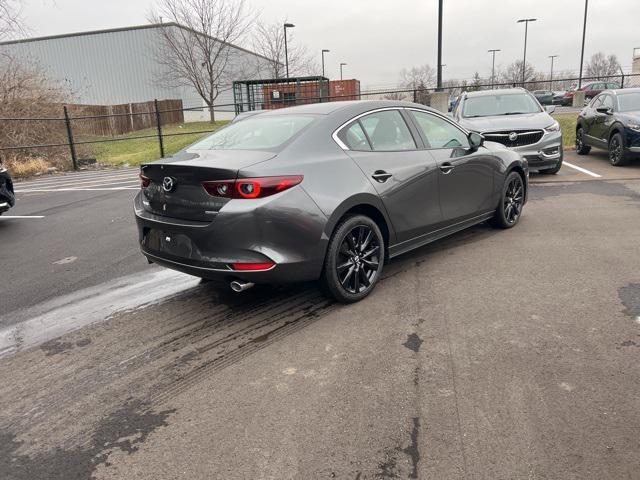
439,162 -> 455,174
372,170 -> 393,182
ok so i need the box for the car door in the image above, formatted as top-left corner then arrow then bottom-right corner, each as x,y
582,95 -> 603,145
338,109 -> 442,243
592,94 -> 615,145
407,109 -> 497,224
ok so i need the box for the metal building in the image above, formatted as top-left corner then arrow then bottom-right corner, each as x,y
0,23 -> 273,120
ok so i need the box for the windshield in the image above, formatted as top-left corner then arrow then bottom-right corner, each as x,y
617,93 -> 640,113
190,115 -> 315,151
463,93 -> 542,118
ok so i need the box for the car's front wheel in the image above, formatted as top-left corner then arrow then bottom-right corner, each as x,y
609,132 -> 630,166
575,127 -> 591,155
491,171 -> 525,229
321,215 -> 384,303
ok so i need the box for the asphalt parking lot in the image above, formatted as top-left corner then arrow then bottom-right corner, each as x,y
2,150 -> 640,479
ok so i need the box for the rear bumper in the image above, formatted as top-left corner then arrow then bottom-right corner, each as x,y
134,186 -> 329,284
0,171 -> 15,213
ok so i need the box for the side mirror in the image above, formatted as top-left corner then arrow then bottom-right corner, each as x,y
468,132 -> 484,150
596,107 -> 613,115
545,105 -> 556,114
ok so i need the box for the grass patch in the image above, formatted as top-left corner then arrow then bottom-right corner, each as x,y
6,157 -> 51,178
87,121 -> 228,166
554,113 -> 578,149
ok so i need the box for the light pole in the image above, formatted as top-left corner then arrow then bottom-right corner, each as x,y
321,49 -> 330,78
548,55 -> 558,90
578,0 -> 589,88
517,18 -> 537,87
283,22 -> 295,78
340,62 -> 347,80
436,0 -> 443,90
488,49 -> 501,89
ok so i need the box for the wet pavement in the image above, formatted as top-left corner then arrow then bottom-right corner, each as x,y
2,153 -> 640,479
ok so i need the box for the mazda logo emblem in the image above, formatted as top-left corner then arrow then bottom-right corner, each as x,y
162,176 -> 176,192
508,132 -> 518,142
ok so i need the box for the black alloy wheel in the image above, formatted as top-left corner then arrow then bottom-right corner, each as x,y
608,132 -> 629,166
322,215 -> 384,303
491,171 -> 524,229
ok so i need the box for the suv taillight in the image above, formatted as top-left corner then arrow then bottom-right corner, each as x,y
202,176 -> 303,199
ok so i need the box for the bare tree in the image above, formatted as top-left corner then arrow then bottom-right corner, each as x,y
149,0 -> 255,122
585,52 -> 621,80
251,19 -> 318,78
500,60 -> 536,87
399,65 -> 436,90
0,0 -> 26,40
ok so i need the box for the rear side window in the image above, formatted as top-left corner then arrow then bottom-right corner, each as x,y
191,115 -> 315,151
339,121 -> 371,151
411,111 -> 469,149
359,110 -> 416,151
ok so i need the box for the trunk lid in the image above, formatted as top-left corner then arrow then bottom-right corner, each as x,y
140,150 -> 276,222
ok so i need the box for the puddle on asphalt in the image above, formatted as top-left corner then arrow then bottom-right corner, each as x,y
0,269 -> 201,358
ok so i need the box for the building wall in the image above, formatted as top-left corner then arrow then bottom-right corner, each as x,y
0,25 -> 270,121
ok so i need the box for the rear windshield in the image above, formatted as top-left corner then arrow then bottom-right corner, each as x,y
463,93 -> 542,118
617,93 -> 640,112
190,115 -> 315,151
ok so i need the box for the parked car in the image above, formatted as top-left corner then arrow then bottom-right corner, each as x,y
552,91 -> 567,105
575,88 -> 640,166
135,101 -> 528,302
453,88 -> 563,174
561,81 -> 620,106
533,90 -> 554,105
0,161 -> 15,215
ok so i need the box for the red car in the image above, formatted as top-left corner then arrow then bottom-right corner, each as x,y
562,81 -> 620,106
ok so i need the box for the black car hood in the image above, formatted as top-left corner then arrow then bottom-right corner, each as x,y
618,112 -> 640,124
0,168 -> 15,207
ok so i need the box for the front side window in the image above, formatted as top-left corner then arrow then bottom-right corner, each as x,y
601,95 -> 614,110
411,111 -> 469,149
359,110 -> 416,151
590,95 -> 604,108
462,93 -> 542,118
191,115 -> 315,151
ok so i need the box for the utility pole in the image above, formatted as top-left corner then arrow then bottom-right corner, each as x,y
549,55 -> 559,90
488,49 -> 501,88
340,62 -> 347,80
284,22 -> 295,78
578,0 -> 589,88
517,18 -> 537,87
321,49 -> 330,77
436,0 -> 443,90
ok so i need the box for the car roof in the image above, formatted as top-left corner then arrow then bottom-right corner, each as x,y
462,88 -> 530,98
238,100 -> 442,118
601,87 -> 640,96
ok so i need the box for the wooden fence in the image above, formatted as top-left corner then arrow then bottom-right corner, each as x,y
66,99 -> 184,137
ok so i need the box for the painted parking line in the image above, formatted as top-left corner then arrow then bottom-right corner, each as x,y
563,161 -> 602,178
17,172 -> 139,189
0,215 -> 45,219
16,180 -> 140,193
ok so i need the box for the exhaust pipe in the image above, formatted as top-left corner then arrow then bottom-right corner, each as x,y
230,280 -> 255,292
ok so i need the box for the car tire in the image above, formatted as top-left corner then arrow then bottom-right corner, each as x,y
608,132 -> 630,166
491,171 -> 525,229
575,127 -> 591,155
321,214 -> 385,303
539,150 -> 563,174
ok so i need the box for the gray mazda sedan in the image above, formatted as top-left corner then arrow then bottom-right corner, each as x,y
453,88 -> 563,174
135,101 -> 528,302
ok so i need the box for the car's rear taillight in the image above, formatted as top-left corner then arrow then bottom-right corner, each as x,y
202,176 -> 303,199
140,173 -> 150,189
231,262 -> 275,271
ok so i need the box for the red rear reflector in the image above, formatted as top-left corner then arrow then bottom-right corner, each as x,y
140,173 -> 150,189
202,176 -> 303,199
231,263 -> 275,271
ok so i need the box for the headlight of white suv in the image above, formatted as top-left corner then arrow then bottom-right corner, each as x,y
628,123 -> 640,132
544,121 -> 561,133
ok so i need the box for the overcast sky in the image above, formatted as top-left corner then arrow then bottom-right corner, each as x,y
19,0 -> 640,88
